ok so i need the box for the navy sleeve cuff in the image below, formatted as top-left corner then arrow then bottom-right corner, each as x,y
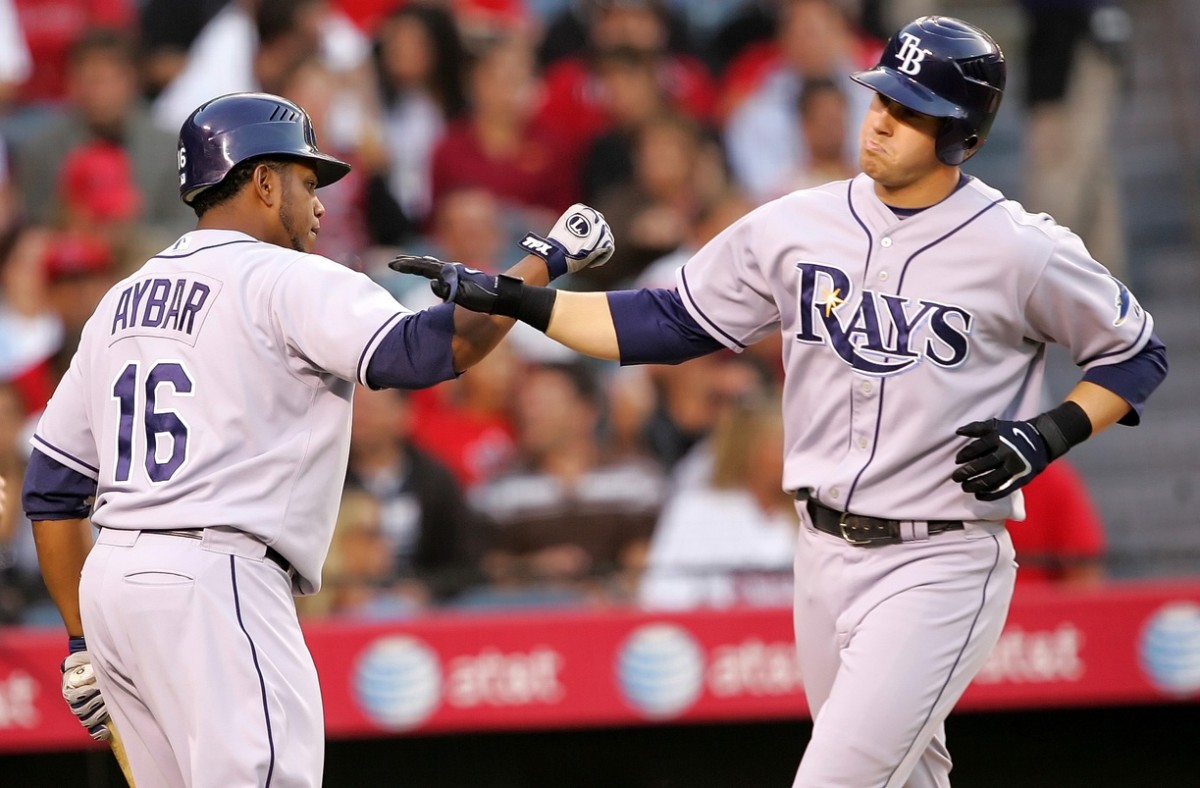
1082,333 -> 1168,426
365,303 -> 459,389
608,288 -> 724,365
23,449 -> 96,520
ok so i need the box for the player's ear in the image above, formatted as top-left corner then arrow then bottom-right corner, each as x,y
251,162 -> 279,207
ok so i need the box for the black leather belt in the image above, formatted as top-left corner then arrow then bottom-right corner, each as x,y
156,528 -> 293,575
806,500 -> 963,546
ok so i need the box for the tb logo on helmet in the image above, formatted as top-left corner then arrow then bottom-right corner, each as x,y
894,32 -> 928,75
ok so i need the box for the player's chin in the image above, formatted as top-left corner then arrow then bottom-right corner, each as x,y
858,151 -> 884,178
288,234 -> 316,253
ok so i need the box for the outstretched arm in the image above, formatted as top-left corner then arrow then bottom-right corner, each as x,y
449,253 -> 552,370
438,202 -> 616,370
367,204 -> 615,388
390,261 -> 725,366
543,290 -> 622,361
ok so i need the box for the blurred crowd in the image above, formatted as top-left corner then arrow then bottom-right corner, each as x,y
0,0 -> 1119,624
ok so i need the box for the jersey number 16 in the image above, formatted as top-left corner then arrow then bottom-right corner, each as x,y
112,361 -> 193,483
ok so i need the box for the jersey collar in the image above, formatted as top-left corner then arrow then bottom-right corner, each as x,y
850,172 -> 974,232
157,229 -> 260,257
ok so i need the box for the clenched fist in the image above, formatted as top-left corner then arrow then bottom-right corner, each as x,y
518,203 -> 615,279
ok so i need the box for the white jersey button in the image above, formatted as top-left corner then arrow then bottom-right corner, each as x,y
829,487 -> 840,499
878,271 -> 889,282
881,237 -> 893,248
857,436 -> 868,449
861,381 -> 873,394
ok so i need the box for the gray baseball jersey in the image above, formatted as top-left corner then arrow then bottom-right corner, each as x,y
31,229 -> 412,593
676,173 -> 1152,522
670,171 -> 1154,787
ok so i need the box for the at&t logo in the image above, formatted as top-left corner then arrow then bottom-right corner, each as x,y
1139,602 -> 1200,696
354,636 -> 442,730
616,624 -> 704,718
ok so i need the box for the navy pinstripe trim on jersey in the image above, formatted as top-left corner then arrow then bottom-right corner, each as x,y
357,311 -> 408,385
151,239 -> 256,260
678,267 -> 747,349
844,181 -> 879,510
847,182 -> 875,280
31,434 -> 100,476
896,198 -> 1003,292
230,557 -> 276,787
882,534 -> 1002,788
1079,316 -> 1149,366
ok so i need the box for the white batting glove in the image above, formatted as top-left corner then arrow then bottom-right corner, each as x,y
61,651 -> 112,741
518,203 -> 615,280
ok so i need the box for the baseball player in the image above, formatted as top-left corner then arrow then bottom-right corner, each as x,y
22,92 -> 613,787
394,17 -> 1168,787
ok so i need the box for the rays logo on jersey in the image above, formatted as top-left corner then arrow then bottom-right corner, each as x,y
1110,276 -> 1134,326
793,261 -> 973,375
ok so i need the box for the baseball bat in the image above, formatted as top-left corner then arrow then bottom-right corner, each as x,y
65,662 -> 135,786
108,718 -> 136,787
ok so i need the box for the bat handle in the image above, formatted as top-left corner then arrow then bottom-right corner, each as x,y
108,719 -> 136,787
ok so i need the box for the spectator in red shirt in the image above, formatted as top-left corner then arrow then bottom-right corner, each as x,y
579,45 -> 671,204
1007,459 -> 1107,586
408,339 -> 519,490
431,32 -> 576,221
533,0 -> 716,167
13,0 -> 132,105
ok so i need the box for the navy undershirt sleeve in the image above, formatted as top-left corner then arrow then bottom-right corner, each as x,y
366,303 -> 460,389
23,449 -> 96,521
1082,332 -> 1168,426
608,288 -> 725,365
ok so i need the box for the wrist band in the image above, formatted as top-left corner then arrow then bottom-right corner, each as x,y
1031,400 -> 1093,461
487,276 -> 558,332
519,233 -> 568,280
515,286 -> 557,332
68,635 -> 87,654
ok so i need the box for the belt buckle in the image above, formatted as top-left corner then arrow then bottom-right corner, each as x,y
838,512 -> 874,545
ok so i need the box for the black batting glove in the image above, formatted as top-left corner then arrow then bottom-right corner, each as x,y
388,255 -> 523,315
951,418 -> 1053,501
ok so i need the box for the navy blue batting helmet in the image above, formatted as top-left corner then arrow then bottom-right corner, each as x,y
851,16 -> 1005,166
177,92 -> 351,205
